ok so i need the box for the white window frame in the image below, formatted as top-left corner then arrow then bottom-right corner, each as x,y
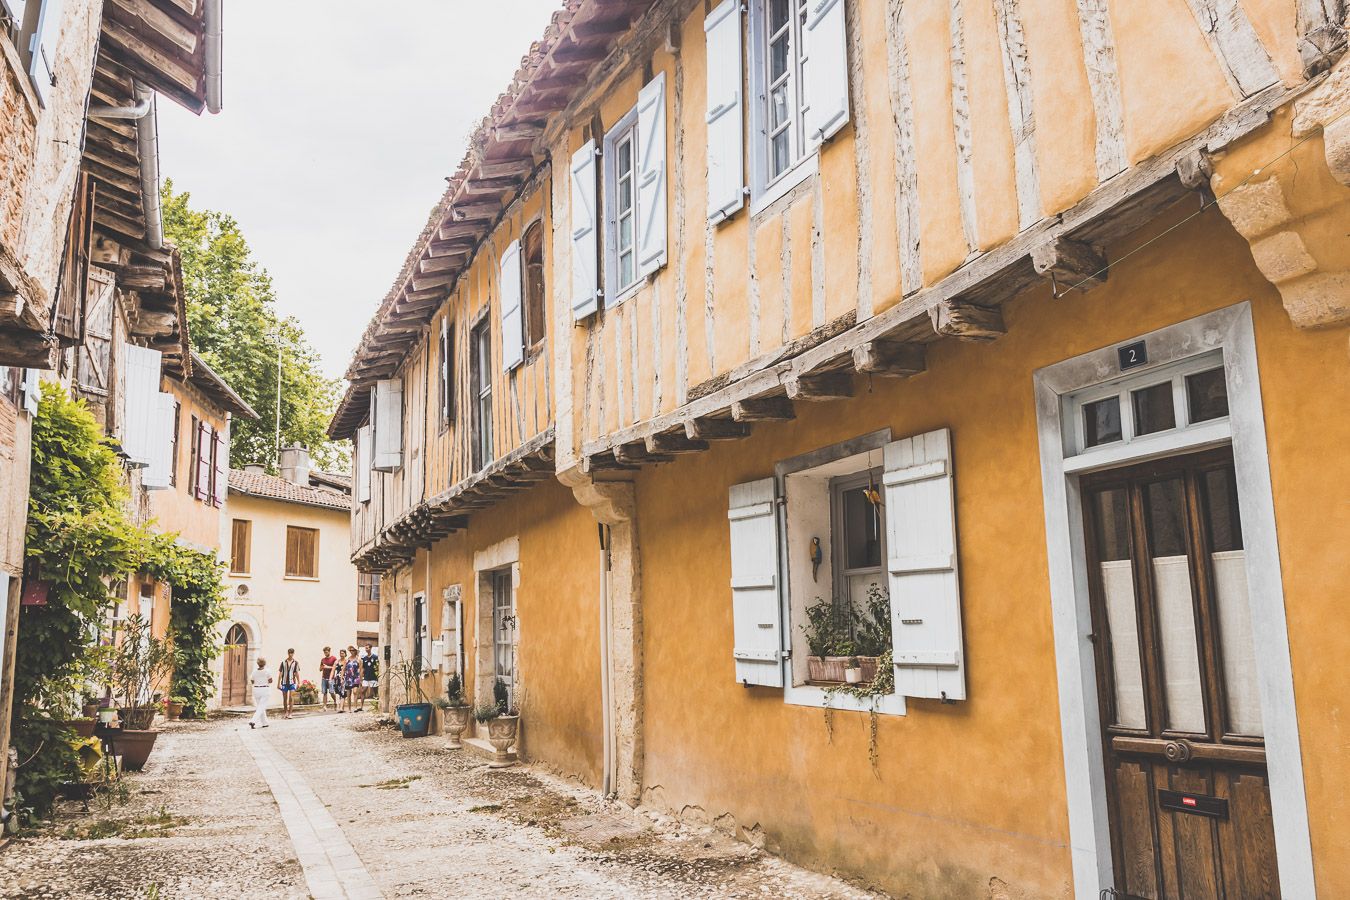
776,429 -> 905,715
603,107 -> 643,307
748,0 -> 819,214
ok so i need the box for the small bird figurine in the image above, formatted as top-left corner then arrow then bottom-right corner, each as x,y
810,537 -> 823,582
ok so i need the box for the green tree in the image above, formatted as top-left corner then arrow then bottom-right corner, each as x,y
161,180 -> 347,473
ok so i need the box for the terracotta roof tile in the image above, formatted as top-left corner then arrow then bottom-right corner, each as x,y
227,469 -> 351,512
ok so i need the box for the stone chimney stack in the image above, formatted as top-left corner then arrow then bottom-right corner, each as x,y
278,447 -> 311,486
244,463 -> 266,475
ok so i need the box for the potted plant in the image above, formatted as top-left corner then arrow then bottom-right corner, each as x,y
480,677 -> 519,769
80,692 -> 99,719
844,657 -> 863,684
109,615 -> 179,770
801,598 -> 855,683
390,656 -> 433,738
165,696 -> 187,720
437,672 -> 471,750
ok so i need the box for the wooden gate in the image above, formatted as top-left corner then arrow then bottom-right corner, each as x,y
222,625 -> 249,707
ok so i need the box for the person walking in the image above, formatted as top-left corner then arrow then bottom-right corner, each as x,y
361,644 -> 379,710
342,646 -> 361,713
319,646 -> 338,710
249,657 -> 272,730
278,649 -> 300,719
334,648 -> 350,713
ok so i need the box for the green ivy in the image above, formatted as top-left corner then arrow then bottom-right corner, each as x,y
142,538 -> 227,718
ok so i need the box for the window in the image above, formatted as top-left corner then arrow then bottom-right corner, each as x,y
831,470 -> 886,616
285,526 -> 319,579
522,222 -> 546,350
437,317 -> 454,429
604,112 -> 642,299
761,0 -> 810,183
470,318 -> 493,470
492,569 -> 515,706
168,400 -> 181,487
229,519 -> 251,575
188,415 -> 200,497
357,573 -> 380,622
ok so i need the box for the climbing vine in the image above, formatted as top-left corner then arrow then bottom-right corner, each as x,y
143,539 -> 228,718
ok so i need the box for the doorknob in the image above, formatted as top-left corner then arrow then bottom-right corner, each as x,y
1164,739 -> 1194,763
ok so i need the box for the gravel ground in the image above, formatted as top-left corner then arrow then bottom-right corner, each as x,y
0,712 -> 877,899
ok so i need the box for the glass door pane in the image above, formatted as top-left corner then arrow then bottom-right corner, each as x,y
1143,478 -> 1206,734
1091,488 -> 1147,729
1203,467 -> 1262,736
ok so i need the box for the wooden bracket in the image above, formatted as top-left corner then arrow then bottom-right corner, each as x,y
930,302 -> 1006,341
785,372 -> 854,401
613,442 -> 673,466
1175,150 -> 1215,191
852,341 -> 926,377
731,396 -> 795,422
685,416 -> 751,441
645,431 -> 709,454
1031,237 -> 1108,292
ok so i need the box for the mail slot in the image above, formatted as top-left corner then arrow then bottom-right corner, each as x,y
1158,789 -> 1228,819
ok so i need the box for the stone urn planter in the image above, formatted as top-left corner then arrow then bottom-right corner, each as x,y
165,700 -> 185,720
486,715 -> 519,768
442,705 -> 471,749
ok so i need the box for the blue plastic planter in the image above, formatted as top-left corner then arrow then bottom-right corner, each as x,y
395,702 -> 433,738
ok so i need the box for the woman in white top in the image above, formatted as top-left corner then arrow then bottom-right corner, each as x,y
250,658 -> 272,729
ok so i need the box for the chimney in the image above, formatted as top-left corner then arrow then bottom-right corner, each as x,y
278,446 -> 311,486
244,463 -> 266,475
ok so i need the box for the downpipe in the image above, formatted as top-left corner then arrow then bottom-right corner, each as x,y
599,524 -> 615,798
89,82 -> 162,251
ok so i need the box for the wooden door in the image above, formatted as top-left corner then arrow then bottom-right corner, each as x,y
1083,449 -> 1279,899
222,626 -> 249,707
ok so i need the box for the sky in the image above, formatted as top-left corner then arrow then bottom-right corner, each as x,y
157,1 -> 566,381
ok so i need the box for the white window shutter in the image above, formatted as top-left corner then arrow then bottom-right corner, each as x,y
727,477 -> 784,687
142,392 -> 176,490
803,0 -> 850,149
121,344 -> 162,467
195,423 -> 212,500
637,72 -> 669,277
883,428 -> 966,701
569,140 -> 600,321
20,369 -> 40,417
356,425 -> 372,502
372,379 -> 403,472
28,0 -> 65,109
211,430 -> 227,507
439,317 -> 451,422
705,0 -> 745,222
1,2 -> 28,31
499,240 -> 524,371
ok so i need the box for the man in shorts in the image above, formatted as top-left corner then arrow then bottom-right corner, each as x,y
360,644 -> 379,710
319,646 -> 338,710
278,648 -> 300,719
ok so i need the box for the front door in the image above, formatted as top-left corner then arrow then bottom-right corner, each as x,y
222,625 -> 249,707
1083,448 -> 1278,899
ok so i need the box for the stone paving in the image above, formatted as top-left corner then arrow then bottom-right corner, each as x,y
0,712 -> 878,899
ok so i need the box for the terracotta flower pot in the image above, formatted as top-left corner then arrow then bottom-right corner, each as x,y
119,707 -> 156,730
113,729 -> 158,771
71,718 -> 97,738
486,715 -> 519,768
166,701 -> 184,720
442,706 -> 471,750
81,702 -> 99,718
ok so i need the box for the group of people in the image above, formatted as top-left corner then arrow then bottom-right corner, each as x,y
249,643 -> 380,729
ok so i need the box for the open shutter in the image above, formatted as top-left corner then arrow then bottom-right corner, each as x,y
372,379 -> 403,471
438,317 -> 452,423
195,423 -> 212,499
802,0 -> 850,149
705,0 -> 745,222
636,72 -> 669,277
499,240 -> 524,371
211,429 -> 227,507
121,344 -> 162,467
727,477 -> 784,687
0,1 -> 27,28
20,369 -> 40,417
569,141 -> 600,321
142,392 -> 176,489
356,425 -> 372,502
883,428 -> 966,700
28,0 -> 64,108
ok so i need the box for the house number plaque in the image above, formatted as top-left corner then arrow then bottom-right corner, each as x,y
1117,340 -> 1148,371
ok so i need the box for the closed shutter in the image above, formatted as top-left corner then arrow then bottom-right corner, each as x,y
195,422 -> 212,500
636,71 -> 669,277
211,429 -> 227,507
28,0 -> 64,108
356,424 -> 372,502
372,379 -> 403,471
54,174 -> 93,343
883,428 -> 966,700
727,477 -> 784,687
499,240 -> 524,371
705,0 -> 745,222
121,344 -> 163,467
76,268 -> 115,400
802,0 -> 850,149
569,140 -> 600,321
20,369 -> 40,417
142,392 -> 176,489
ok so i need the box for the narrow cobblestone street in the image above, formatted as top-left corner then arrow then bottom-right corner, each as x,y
0,713 -> 876,899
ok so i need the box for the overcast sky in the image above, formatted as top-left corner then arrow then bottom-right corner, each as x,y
157,1 -> 565,380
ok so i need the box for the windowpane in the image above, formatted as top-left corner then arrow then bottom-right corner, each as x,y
1186,367 -> 1229,423
1092,489 -> 1146,729
769,0 -> 790,31
841,485 -> 881,569
771,131 -> 790,177
619,251 -> 634,289
1201,465 -> 1260,736
1083,397 -> 1122,448
617,138 -> 632,177
1131,382 -> 1176,436
770,34 -> 789,81
770,85 -> 789,129
1144,479 -> 1205,733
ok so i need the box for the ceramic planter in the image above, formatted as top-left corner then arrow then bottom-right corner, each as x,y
442,705 -> 471,749
81,702 -> 99,718
113,729 -> 158,771
166,701 -> 184,720
71,718 -> 97,738
844,667 -> 864,684
395,702 -> 433,738
119,707 -> 156,730
486,715 -> 519,768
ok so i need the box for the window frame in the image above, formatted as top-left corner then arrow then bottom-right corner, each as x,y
521,220 -> 546,353
168,400 -> 181,488
829,467 -> 887,621
470,316 -> 493,471
602,107 -> 643,307
438,316 -> 453,433
357,572 -> 380,622
748,0 -> 819,213
229,518 -> 252,575
284,525 -> 320,580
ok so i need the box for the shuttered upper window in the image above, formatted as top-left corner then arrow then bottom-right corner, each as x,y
230,519 -> 252,575
285,526 -> 319,579
600,73 -> 668,309
522,222 -> 546,350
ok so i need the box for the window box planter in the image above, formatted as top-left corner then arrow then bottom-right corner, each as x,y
806,655 -> 880,685
395,702 -> 433,738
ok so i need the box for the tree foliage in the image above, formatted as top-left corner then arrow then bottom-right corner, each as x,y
161,180 -> 347,472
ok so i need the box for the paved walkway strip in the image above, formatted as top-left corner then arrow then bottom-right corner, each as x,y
241,727 -> 383,900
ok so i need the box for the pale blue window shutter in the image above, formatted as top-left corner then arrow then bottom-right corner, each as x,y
727,477 -> 784,687
356,425 -> 372,503
636,72 -> 668,277
1,1 -> 28,29
28,0 -> 65,109
883,428 -> 967,700
705,0 -> 745,222
20,369 -> 40,417
121,344 -> 163,467
142,392 -> 176,490
569,141 -> 600,321
372,379 -> 403,472
499,240 -> 524,371
803,0 -> 850,150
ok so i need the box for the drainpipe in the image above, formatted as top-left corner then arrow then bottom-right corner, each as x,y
89,82 -> 162,250
598,525 -> 615,797
204,0 -> 223,113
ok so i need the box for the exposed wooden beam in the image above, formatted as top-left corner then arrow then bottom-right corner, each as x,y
731,397 -> 795,422
477,158 -> 535,179
614,441 -> 672,466
493,120 -> 547,143
851,341 -> 926,377
1031,237 -> 1108,292
645,432 -> 709,455
685,416 -> 750,441
785,372 -> 853,401
930,302 -> 1006,341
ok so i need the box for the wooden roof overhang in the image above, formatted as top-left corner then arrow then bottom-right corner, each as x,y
329,0 -> 663,441
186,350 -> 259,420
577,81 -> 1303,473
353,430 -> 556,573
81,0 -> 213,379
